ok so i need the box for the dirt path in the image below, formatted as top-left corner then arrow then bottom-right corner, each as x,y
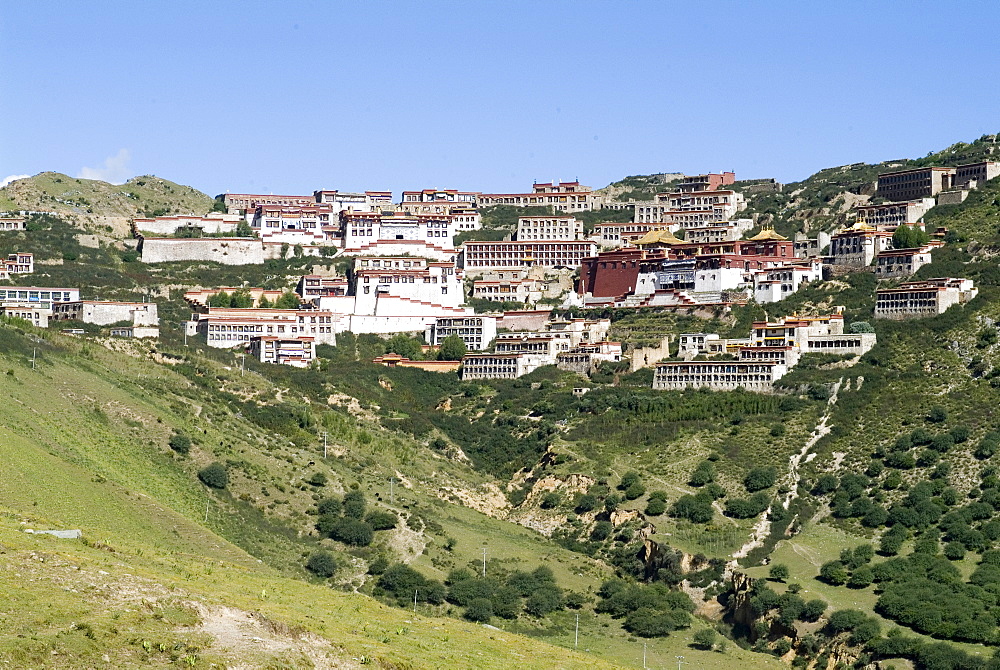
730,378 -> 843,563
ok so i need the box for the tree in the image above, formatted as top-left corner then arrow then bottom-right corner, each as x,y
574,493 -> 598,513
385,334 -> 422,360
645,497 -> 666,516
744,467 -> 778,492
229,289 -> 254,308
769,564 -> 790,582
438,335 -> 467,361
693,628 -> 718,650
306,551 -> 338,578
540,492 -> 561,509
329,518 -> 374,546
274,291 -> 300,309
208,290 -> 231,308
198,462 -> 228,489
591,520 -> 613,541
801,599 -> 827,622
365,510 -> 398,531
168,431 -> 191,456
619,471 -> 642,491
927,406 -> 948,423
343,490 -> 366,518
819,561 -> 849,586
892,224 -> 929,250
525,585 -> 564,616
689,461 -> 715,487
464,597 -> 493,622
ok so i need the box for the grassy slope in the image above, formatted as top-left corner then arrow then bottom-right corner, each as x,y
0,172 -> 213,218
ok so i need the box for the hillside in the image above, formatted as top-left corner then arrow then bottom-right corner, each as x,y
8,135 -> 1000,669
0,172 -> 214,220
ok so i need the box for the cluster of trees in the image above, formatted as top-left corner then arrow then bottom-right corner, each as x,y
595,579 -> 694,637
206,289 -> 300,309
748,581 -> 827,627
314,491 -> 396,547
376,563 -> 579,623
383,333 -> 467,361
872,551 -> 1000,643
818,544 -> 876,588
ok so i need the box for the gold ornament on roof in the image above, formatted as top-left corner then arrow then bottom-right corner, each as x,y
748,224 -> 787,241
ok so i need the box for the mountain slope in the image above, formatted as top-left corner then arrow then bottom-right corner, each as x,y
0,172 -> 214,218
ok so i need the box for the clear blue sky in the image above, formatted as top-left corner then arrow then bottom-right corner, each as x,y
3,1 -> 999,197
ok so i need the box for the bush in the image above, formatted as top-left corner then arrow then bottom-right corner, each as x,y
689,461 -> 715,486
464,597 -> 493,622
168,432 -> 191,456
744,466 -> 778,492
365,511 -> 397,531
198,462 -> 228,489
574,493 -> 598,513
540,492 -> 561,509
927,406 -> 948,423
624,481 -> 646,500
801,599 -> 827,622
343,490 -> 366,519
591,520 -> 613,541
819,561 -> 849,586
619,471 -> 642,491
692,628 -> 717,650
329,519 -> 374,546
671,494 -> 714,523
525,585 -> 564,616
645,497 -> 666,516
317,497 -> 342,516
769,564 -> 789,582
827,609 -> 867,633
438,335 -> 467,361
725,493 -> 770,519
307,472 -> 327,487
306,551 -> 338,578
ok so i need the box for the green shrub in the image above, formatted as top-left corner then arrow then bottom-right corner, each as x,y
198,462 -> 228,489
329,519 -> 374,546
343,490 -> 366,518
540,492 -> 561,509
168,431 -> 191,456
769,564 -> 789,582
365,511 -> 397,531
464,597 -> 493,622
744,466 -> 777,492
306,551 -> 338,578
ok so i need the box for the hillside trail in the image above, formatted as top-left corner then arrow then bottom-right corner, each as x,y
730,377 -> 844,565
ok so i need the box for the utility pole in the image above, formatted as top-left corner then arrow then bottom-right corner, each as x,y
389,477 -> 395,504
321,431 -> 328,459
413,589 -> 418,613
240,353 -> 245,376
676,655 -> 686,670
574,612 -> 579,649
204,501 -> 209,523
482,547 -> 487,577
31,348 -> 36,369
643,642 -> 647,670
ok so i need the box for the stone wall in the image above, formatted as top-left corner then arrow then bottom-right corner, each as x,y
140,237 -> 266,265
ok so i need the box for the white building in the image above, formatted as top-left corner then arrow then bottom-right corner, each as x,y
341,211 -> 456,259
0,217 -> 26,231
635,190 -> 745,225
248,335 -> 316,367
0,286 -> 80,306
250,204 -> 336,245
828,224 -> 894,267
653,360 -> 788,392
476,181 -> 606,212
352,257 -> 464,315
875,278 -> 979,320
1,253 -> 34,279
854,199 -> 935,228
516,216 -> 582,241
401,189 -> 479,205
425,315 -> 498,351
677,333 -> 722,357
752,260 -> 822,304
461,240 -> 597,271
50,299 -> 159,337
461,352 -> 552,380
874,242 -> 941,279
187,308 -> 338,348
